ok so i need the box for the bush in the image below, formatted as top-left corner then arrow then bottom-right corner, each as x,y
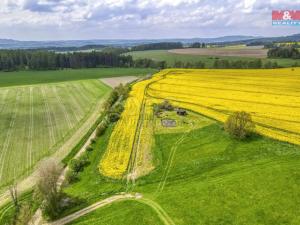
108,112 -> 120,122
159,100 -> 174,111
90,138 -> 96,144
86,146 -> 93,152
224,111 -> 255,139
65,170 -> 79,184
69,159 -> 83,173
69,154 -> 90,173
110,103 -> 124,114
115,84 -> 131,100
153,100 -> 175,116
104,90 -> 118,110
96,121 -> 108,137
153,104 -> 163,116
78,153 -> 90,167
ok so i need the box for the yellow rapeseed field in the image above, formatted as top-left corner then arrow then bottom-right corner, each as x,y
99,72 -> 163,178
100,68 -> 300,179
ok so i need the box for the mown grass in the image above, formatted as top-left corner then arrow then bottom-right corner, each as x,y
68,201 -> 164,225
127,50 -> 300,68
0,80 -> 110,189
67,113 -> 300,225
0,68 -> 156,88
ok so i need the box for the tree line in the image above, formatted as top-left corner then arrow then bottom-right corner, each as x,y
0,50 -> 168,71
213,59 -> 279,69
0,50 -> 136,71
268,47 -> 300,59
131,42 -> 183,51
0,49 -> 285,72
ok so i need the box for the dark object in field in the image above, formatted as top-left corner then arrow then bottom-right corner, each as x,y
153,100 -> 174,116
176,108 -> 187,116
161,119 -> 177,127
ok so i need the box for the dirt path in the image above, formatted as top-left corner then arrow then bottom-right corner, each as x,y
137,198 -> 175,225
43,194 -> 138,225
100,76 -> 138,88
0,95 -> 107,208
33,194 -> 174,225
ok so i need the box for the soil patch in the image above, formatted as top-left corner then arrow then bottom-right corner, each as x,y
100,76 -> 138,88
168,48 -> 268,58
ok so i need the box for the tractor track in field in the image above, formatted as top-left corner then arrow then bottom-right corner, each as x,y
67,93 -> 81,123
0,94 -> 108,209
137,198 -> 175,225
125,73 -> 168,192
0,89 -> 21,181
27,87 -> 34,171
52,86 -> 73,130
0,89 -> 9,114
0,204 -> 13,222
155,132 -> 187,194
155,122 -> 194,195
41,87 -> 56,146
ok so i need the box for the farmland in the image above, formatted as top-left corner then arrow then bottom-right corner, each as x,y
0,67 -> 156,88
99,68 -> 300,180
0,67 -> 155,192
127,50 -> 300,67
0,80 -> 110,188
168,47 -> 268,58
66,109 -> 300,225
3,68 -> 300,225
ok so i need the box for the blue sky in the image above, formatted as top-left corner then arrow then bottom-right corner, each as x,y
0,0 -> 299,40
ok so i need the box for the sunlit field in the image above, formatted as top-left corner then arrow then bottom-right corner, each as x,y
0,80 -> 110,188
100,68 -> 300,179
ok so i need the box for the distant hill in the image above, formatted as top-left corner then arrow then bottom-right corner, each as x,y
0,34 -> 299,49
217,33 -> 300,45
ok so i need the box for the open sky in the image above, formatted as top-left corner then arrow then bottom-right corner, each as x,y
0,0 -> 300,40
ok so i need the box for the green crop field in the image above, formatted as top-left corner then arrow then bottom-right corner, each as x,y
65,112 -> 300,225
0,68 -> 156,88
127,50 -> 300,68
0,79 -> 111,188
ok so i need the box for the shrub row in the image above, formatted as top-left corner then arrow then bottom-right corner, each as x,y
66,83 -> 132,184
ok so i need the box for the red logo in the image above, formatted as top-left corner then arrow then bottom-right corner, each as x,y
272,10 -> 300,20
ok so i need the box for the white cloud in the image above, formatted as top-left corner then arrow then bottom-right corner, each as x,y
0,0 -> 300,40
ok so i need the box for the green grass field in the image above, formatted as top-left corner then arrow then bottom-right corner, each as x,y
0,80 -> 111,188
0,68 -> 156,88
0,191 -> 36,225
68,201 -> 164,225
66,112 -> 300,225
127,50 -> 300,68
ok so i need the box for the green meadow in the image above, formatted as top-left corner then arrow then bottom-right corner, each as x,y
66,112 -> 300,225
127,50 -> 300,68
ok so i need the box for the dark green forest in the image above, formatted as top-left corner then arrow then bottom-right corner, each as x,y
268,47 -> 300,59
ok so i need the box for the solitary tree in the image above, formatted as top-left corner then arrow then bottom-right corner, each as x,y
35,158 -> 63,219
224,111 -> 255,139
